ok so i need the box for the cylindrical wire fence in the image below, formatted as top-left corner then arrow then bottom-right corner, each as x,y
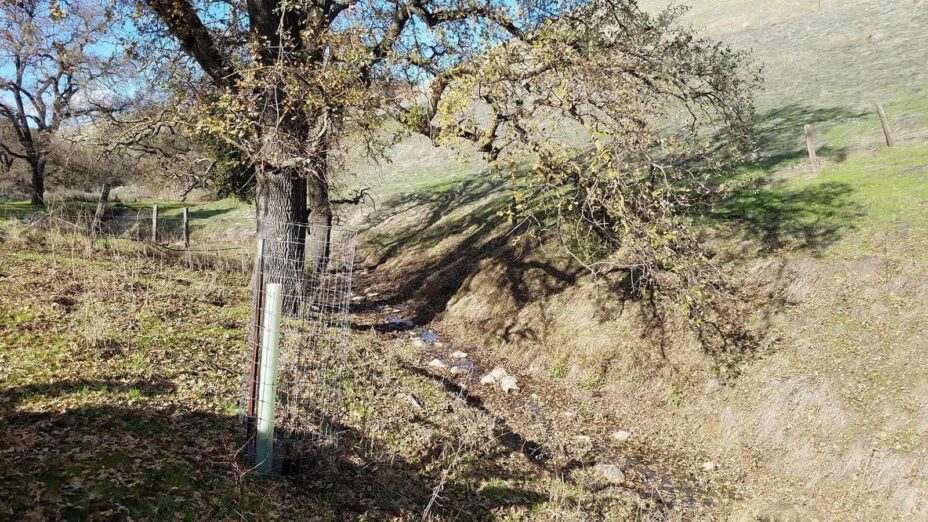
3,206 -> 358,476
239,223 -> 357,475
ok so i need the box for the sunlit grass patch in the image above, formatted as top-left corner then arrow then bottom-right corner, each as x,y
710,142 -> 928,259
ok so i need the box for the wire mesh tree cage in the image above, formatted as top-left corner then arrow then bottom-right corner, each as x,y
239,222 -> 357,475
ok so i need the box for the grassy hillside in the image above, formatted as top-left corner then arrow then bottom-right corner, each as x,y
2,0 -> 927,518
336,0 -> 928,519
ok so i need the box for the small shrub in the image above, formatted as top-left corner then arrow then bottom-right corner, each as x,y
549,362 -> 568,379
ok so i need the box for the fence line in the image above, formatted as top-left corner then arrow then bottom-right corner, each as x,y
1,204 -> 254,275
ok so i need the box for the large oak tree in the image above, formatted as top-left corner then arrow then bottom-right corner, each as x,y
137,0 -> 758,354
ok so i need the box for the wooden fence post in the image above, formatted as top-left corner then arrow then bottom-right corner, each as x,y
151,205 -> 158,243
875,103 -> 895,148
182,207 -> 190,248
804,124 -> 818,171
86,183 -> 111,255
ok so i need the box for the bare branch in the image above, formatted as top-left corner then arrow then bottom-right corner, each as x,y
146,0 -> 239,87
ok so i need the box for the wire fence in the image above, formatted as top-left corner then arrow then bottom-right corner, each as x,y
239,223 -> 357,475
1,203 -> 254,270
3,204 -> 360,477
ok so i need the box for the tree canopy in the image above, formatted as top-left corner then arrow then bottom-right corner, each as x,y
126,0 -> 759,357
0,0 -> 128,204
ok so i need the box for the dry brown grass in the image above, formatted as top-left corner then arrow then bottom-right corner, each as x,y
356,168 -> 928,519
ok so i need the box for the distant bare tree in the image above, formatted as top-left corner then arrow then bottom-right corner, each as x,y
0,0 -> 125,204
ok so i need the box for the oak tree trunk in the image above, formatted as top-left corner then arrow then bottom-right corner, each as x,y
256,168 -> 308,316
29,158 -> 45,206
306,171 -> 332,273
254,160 -> 331,316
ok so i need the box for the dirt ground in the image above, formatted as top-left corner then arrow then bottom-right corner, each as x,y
0,234 -> 732,520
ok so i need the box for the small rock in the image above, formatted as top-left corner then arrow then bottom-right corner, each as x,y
481,367 -> 510,385
434,341 -> 446,348
450,350 -> 468,359
575,435 -> 593,444
611,430 -> 632,442
499,375 -> 519,393
386,315 -> 413,327
428,358 -> 449,370
705,379 -> 721,394
395,392 -> 422,410
365,291 -> 379,298
489,367 -> 509,380
420,331 -> 439,343
350,295 -> 364,302
593,463 -> 625,485
702,461 -> 717,471
411,338 -> 426,348
450,360 -> 475,375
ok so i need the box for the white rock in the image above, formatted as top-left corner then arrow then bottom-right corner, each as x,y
434,341 -> 446,348
428,358 -> 449,370
593,463 -> 626,484
365,291 -> 379,298
611,430 -> 632,442
489,367 -> 509,380
450,350 -> 468,359
702,461 -> 717,471
499,375 -> 519,393
411,339 -> 426,348
480,373 -> 497,385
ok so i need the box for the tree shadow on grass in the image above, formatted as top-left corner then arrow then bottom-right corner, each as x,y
710,179 -> 863,254
361,175 -> 509,266
704,104 -> 870,255
0,377 -> 550,520
359,174 -> 579,326
750,103 -> 867,170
